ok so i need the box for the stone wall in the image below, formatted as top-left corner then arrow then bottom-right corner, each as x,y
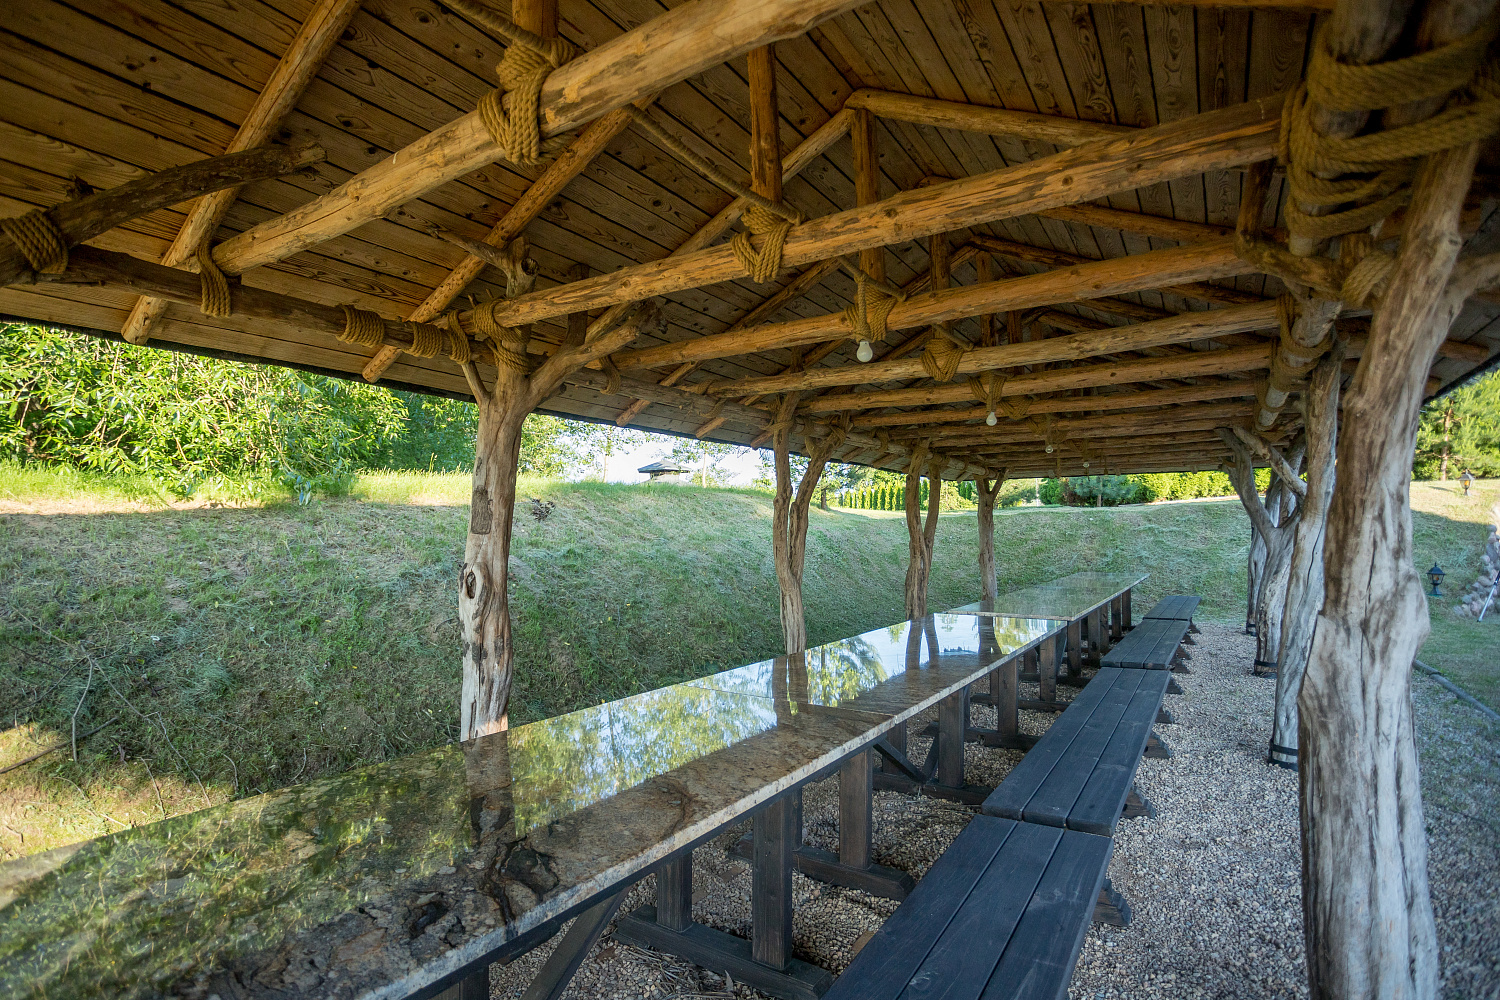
1453,503 -> 1500,619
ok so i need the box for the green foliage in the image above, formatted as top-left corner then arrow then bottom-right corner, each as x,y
1039,469 -> 1272,507
1414,371 -> 1500,479
671,438 -> 740,487
0,324 -> 591,496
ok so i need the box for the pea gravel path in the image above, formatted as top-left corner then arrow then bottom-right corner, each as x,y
484,622 -> 1500,1000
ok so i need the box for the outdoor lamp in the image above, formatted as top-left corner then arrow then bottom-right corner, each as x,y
1460,469 -> 1474,495
856,339 -> 874,362
1427,563 -> 1446,597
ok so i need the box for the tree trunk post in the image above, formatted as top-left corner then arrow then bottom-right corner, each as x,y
1269,343 -> 1345,768
974,471 -> 1005,601
1299,142 -> 1480,1000
903,441 -> 942,619
771,396 -> 847,653
1247,526 -> 1265,634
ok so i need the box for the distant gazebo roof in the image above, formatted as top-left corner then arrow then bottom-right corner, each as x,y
638,459 -> 688,479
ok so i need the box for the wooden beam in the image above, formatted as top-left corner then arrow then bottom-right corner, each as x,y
0,145 -> 325,289
969,234 -> 1257,307
799,343 -> 1274,414
119,0 -> 361,346
850,381 -> 1263,428
476,96 -> 1284,327
1033,203 -> 1235,244
709,300 -> 1279,395
209,0 -> 867,275
845,89 -> 1134,147
919,405 -> 1256,445
852,108 -> 884,283
609,241 -> 1250,369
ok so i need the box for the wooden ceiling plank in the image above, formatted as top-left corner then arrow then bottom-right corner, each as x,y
119,0 -> 363,347
851,380 -> 1263,427
209,0 -> 871,275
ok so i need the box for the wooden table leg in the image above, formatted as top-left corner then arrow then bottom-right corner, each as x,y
1110,595 -> 1124,642
1041,632 -> 1060,703
1087,610 -> 1102,667
995,658 -> 1018,740
657,853 -> 692,931
1123,588 -> 1133,628
753,795 -> 795,971
838,752 -> 871,870
937,689 -> 966,789
1066,618 -> 1083,677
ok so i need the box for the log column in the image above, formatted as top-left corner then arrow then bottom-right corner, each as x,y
974,470 -> 1005,601
902,441 -> 942,619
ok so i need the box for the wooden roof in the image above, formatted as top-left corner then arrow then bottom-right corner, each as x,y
2,0 -> 1496,478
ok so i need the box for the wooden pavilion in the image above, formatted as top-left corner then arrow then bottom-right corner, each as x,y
1,0 -> 1494,994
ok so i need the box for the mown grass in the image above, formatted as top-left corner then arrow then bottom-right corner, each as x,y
1,468 -> 1495,859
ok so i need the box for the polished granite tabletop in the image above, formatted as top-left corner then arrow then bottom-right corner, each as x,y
947,572 -> 1148,621
0,614 -> 1059,1000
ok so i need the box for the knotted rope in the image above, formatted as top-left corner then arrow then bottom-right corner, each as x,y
196,245 -> 232,319
967,372 -> 1030,423
477,33 -> 577,167
920,327 -> 967,383
338,305 -> 387,348
843,269 -> 899,348
872,429 -> 892,466
470,300 -> 532,373
1279,19 -> 1500,245
731,206 -> 794,284
1337,232 -> 1396,308
1,210 -> 68,274
405,315 -> 473,364
599,355 -> 623,396
1266,293 -> 1333,394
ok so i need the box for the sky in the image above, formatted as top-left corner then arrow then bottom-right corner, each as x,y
602,435 -> 766,485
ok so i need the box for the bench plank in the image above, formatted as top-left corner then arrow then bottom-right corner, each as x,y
982,671 -> 1127,821
1101,617 -> 1189,670
823,816 -> 1019,1000
1069,672 -> 1170,835
897,822 -> 1063,1000
978,830 -> 1113,1000
1022,671 -> 1146,828
1142,595 -> 1200,621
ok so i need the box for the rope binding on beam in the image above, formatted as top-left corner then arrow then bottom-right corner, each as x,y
477,31 -> 577,167
1,210 -> 69,275
196,244 -> 233,319
1279,18 -> 1500,247
470,300 -> 532,373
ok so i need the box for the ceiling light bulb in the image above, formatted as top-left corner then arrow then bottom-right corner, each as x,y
1045,443 -> 1054,453
856,339 -> 874,362
1083,461 -> 1090,468
986,411 -> 998,426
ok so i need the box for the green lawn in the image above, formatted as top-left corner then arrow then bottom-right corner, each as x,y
1,469 -> 1495,858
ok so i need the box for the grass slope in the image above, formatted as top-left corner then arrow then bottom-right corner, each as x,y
1,469 -> 1496,858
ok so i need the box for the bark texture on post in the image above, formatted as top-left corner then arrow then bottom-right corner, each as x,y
974,472 -> 1006,601
771,393 -> 846,653
903,442 -> 942,619
1247,527 -> 1265,634
1299,143 -> 1478,1000
459,304 -> 663,740
1269,344 -> 1345,768
1223,431 -> 1305,674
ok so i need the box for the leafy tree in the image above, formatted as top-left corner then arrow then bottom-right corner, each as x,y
672,438 -> 741,487
1414,371 -> 1500,479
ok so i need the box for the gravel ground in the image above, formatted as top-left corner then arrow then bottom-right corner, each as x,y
485,622 -> 1500,1000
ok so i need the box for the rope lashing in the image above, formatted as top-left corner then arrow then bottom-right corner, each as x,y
477,33 -> 577,167
1279,19 -> 1500,245
1337,232 -> 1396,309
599,355 -> 623,396
338,304 -> 387,348
920,327 -> 967,383
196,245 -> 232,319
966,372 -> 1029,425
872,430 -> 892,466
1,210 -> 68,274
731,206 -> 794,284
1266,293 -> 1333,395
470,300 -> 532,374
843,269 -> 899,360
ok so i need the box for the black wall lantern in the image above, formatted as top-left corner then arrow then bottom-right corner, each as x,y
1427,563 -> 1446,597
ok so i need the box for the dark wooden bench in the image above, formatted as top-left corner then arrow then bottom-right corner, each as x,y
1099,616 -> 1191,698
979,667 -> 1169,927
1141,595 -> 1200,623
981,668 -> 1167,836
822,815 -> 1111,1000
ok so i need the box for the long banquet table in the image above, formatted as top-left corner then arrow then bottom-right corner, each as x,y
0,612 -> 1062,1000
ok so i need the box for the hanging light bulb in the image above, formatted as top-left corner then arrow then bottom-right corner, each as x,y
1083,460 -> 1090,469
986,411 -> 998,426
1045,443 -> 1054,453
856,339 -> 874,362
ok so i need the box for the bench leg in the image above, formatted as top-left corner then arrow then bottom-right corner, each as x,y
1167,677 -> 1184,695
433,967 -> 490,1000
1122,784 -> 1157,821
1093,879 -> 1133,927
1156,706 -> 1175,725
1144,732 -> 1173,759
